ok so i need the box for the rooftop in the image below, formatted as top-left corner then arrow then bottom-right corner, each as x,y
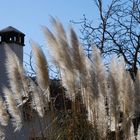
0,26 -> 25,35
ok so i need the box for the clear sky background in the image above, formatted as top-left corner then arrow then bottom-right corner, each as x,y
0,0 -> 110,72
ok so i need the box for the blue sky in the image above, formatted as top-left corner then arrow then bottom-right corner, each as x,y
0,0 -> 110,71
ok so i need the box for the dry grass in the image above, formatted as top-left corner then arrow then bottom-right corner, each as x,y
0,19 -> 140,140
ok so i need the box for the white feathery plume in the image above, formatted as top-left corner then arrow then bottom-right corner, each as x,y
82,48 -> 99,123
0,97 -> 9,126
108,58 -> 122,133
108,74 -> 118,132
82,47 -> 104,105
32,43 -> 50,101
108,58 -> 120,110
3,87 -> 22,131
43,23 -> 72,72
86,57 -> 99,100
122,73 -> 134,139
97,93 -> 108,137
29,79 -> 45,117
5,45 -> 28,105
109,58 -> 133,121
91,47 -> 107,97
51,17 -> 67,41
111,58 -> 134,138
59,69 -> 75,100
43,20 -> 75,99
50,18 -> 73,73
116,58 -> 133,115
70,28 -> 81,70
43,26 -> 61,66
70,28 -> 88,88
86,47 -> 108,134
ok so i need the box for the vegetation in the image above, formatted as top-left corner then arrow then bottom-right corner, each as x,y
0,18 -> 140,140
72,0 -> 140,80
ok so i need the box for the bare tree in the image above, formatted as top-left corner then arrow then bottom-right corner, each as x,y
72,0 -> 140,80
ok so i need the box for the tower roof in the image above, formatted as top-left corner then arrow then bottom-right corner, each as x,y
0,26 -> 25,35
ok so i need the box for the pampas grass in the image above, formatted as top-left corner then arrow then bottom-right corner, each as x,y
5,45 -> 28,105
0,97 -> 9,126
32,43 -> 50,104
3,87 -> 22,131
43,19 -> 75,100
1,18 -> 140,139
32,43 -> 49,91
29,79 -> 45,117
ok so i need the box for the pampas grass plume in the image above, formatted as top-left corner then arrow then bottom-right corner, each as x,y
0,97 -> 9,126
3,87 -> 22,131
